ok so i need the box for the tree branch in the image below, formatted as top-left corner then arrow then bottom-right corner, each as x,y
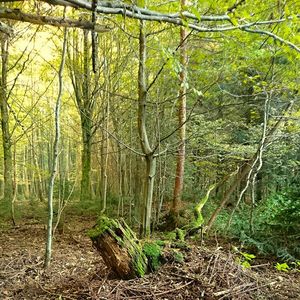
1,1 -> 299,52
0,8 -> 112,32
0,20 -> 13,35
242,27 -> 300,52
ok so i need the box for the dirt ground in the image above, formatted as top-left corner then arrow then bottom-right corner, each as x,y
0,217 -> 299,300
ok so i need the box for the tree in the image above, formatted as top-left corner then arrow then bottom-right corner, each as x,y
170,0 -> 188,228
45,27 -> 67,268
68,29 -> 100,202
0,31 -> 14,220
137,20 -> 157,237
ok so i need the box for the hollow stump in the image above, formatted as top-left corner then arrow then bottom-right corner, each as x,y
88,216 -> 148,279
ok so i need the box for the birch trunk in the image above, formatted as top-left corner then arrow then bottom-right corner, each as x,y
44,28 -> 67,268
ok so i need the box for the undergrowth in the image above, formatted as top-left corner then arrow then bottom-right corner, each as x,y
211,188 -> 300,261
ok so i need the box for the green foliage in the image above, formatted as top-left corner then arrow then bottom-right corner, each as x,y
163,231 -> 177,241
155,240 -> 167,247
235,250 -> 256,269
275,261 -> 300,272
213,187 -> 300,261
175,228 -> 186,241
143,242 -> 163,271
263,190 -> 300,234
170,249 -> 185,264
70,200 -> 101,217
240,252 -> 256,261
275,262 -> 290,272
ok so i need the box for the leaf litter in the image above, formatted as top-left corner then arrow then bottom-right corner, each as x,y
0,218 -> 299,300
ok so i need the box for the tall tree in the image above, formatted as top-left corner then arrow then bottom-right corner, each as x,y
0,32 -> 14,220
45,27 -> 67,268
170,0 -> 188,228
138,20 -> 157,237
68,29 -> 100,202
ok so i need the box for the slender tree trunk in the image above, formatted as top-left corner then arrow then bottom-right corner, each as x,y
80,114 -> 92,201
28,129 -> 45,202
142,155 -> 156,237
35,128 -> 45,201
44,28 -> 67,268
102,99 -> 110,212
11,142 -> 17,226
156,150 -> 167,224
137,21 -> 156,238
170,0 -> 188,227
117,149 -> 123,217
23,148 -> 30,199
0,33 -> 14,220
80,31 -> 92,201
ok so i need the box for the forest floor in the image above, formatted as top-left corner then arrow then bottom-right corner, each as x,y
0,215 -> 299,300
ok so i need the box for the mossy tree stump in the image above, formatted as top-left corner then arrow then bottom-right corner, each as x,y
88,216 -> 148,279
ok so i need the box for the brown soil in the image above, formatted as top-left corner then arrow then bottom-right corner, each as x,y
0,217 -> 299,300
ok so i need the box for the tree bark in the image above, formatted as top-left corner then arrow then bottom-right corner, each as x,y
44,27 -> 67,268
0,33 -> 14,219
80,114 -> 92,201
69,30 -> 97,202
141,155 -> 156,237
170,0 -> 188,228
89,216 -> 148,279
137,21 -> 156,238
0,8 -> 111,32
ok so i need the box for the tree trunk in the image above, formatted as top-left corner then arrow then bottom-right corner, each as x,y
89,216 -> 148,279
0,33 -> 13,218
140,155 -> 156,238
170,0 -> 188,228
69,30 -> 96,202
137,21 -> 156,238
80,114 -> 92,201
101,99 -> 110,212
206,162 -> 252,233
44,28 -> 67,268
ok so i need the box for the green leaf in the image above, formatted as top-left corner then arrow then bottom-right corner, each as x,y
189,7 -> 201,21
241,252 -> 256,261
275,262 -> 290,272
241,260 -> 251,269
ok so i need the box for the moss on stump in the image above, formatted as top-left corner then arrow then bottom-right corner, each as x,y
88,216 -> 148,279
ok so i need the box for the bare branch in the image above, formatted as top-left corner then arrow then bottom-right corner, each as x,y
242,27 -> 300,52
1,1 -> 299,52
0,8 -> 112,32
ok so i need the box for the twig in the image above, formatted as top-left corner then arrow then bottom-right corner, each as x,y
154,280 -> 193,296
214,282 -> 256,297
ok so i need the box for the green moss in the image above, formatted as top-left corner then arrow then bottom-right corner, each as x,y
172,241 -> 190,250
143,242 -> 162,271
87,216 -> 119,239
132,252 -> 148,277
164,231 -> 177,241
175,228 -> 186,241
155,240 -> 167,247
88,216 -> 148,278
172,250 -> 184,263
